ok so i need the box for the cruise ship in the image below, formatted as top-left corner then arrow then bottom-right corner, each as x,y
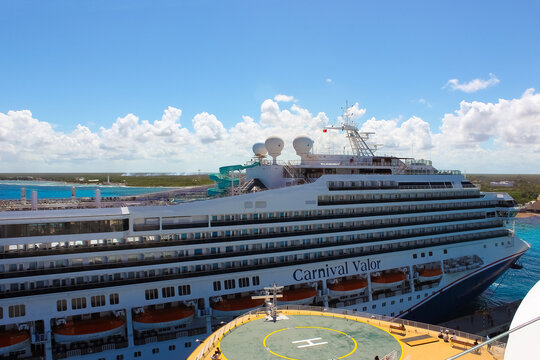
0,115 -> 529,360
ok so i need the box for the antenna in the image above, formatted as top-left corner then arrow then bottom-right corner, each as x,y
325,101 -> 375,157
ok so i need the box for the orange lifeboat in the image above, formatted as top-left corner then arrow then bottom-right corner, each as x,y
280,287 -> 317,305
211,297 -> 264,317
53,317 -> 124,343
371,272 -> 406,291
133,306 -> 195,331
419,268 -> 443,282
328,278 -> 368,297
0,331 -> 30,356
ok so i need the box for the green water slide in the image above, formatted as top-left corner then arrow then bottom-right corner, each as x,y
208,162 -> 260,196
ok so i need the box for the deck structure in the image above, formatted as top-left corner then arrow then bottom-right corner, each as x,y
188,307 -> 505,360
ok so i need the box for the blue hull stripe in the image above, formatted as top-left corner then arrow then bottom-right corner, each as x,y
399,250 -> 526,323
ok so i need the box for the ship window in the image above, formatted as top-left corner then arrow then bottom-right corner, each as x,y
116,356 -> 124,360
110,293 -> 119,305
57,299 -> 67,312
429,251 -> 433,256
408,297 -> 412,301
145,289 -> 159,300
416,295 -> 421,299
443,249 -> 447,254
152,348 -> 159,354
391,300 -> 395,305
162,287 -> 175,298
134,217 -> 160,232
71,297 -> 86,309
362,307 -> 367,311
224,279 -> 235,290
382,302 -> 386,307
178,285 -> 191,295
413,254 -> 417,259
421,253 -> 425,258
252,276 -> 260,286
134,351 -> 141,357
169,345 -> 176,351
371,305 -> 376,309
185,342 -> 192,348
91,295 -> 106,307
400,299 -> 403,303
213,281 -> 221,291
239,277 -> 249,288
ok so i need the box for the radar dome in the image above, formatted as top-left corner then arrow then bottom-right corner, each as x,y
265,136 -> 284,164
293,136 -> 314,156
252,143 -> 267,157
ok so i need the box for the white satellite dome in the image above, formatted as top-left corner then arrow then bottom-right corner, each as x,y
252,143 -> 267,157
293,135 -> 314,156
265,136 -> 284,164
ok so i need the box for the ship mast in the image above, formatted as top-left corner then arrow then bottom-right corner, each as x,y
324,101 -> 376,157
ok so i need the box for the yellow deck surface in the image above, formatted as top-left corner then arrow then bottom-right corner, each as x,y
188,309 -> 503,360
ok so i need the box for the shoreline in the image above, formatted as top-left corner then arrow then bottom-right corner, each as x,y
516,212 -> 540,218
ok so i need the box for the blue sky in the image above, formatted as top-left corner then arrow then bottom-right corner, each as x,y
1,1 -> 539,173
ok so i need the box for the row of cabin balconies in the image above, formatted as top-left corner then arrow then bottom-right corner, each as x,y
0,214 -> 498,274
1,201 -> 500,259
0,226 -> 509,299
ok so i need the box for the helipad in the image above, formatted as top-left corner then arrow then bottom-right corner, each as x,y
218,314 -> 401,360
188,308 -> 504,360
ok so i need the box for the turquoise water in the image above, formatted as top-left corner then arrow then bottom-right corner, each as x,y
479,216 -> 540,305
0,181 -> 172,200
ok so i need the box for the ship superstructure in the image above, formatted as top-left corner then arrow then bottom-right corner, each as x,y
0,113 -> 529,360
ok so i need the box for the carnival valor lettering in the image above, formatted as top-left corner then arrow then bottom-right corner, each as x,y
292,259 -> 382,281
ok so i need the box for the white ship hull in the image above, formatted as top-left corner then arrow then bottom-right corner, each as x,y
0,126 -> 529,360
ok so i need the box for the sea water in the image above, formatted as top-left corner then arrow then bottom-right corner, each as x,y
0,180 -> 173,200
479,216 -> 540,305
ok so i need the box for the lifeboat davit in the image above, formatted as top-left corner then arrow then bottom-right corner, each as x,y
371,272 -> 406,291
53,317 -> 124,343
133,306 -> 195,331
328,278 -> 368,297
280,287 -> 317,305
419,268 -> 443,282
0,331 -> 30,356
211,297 -> 264,317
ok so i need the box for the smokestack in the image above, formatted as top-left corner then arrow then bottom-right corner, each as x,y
31,191 -> 38,210
21,187 -> 26,204
95,189 -> 101,208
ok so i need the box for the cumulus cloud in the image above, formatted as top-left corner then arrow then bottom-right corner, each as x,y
0,89 -> 539,173
445,73 -> 500,93
192,112 -> 227,143
440,88 -> 540,149
326,78 -> 333,83
273,94 -> 296,102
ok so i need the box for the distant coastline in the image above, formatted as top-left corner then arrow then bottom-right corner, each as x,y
516,212 -> 540,218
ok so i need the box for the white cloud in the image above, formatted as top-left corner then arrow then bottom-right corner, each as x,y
192,112 -> 227,143
418,98 -> 432,108
326,78 -> 333,83
0,89 -> 539,173
337,102 -> 366,123
273,94 -> 296,102
439,88 -> 540,150
445,73 -> 500,93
